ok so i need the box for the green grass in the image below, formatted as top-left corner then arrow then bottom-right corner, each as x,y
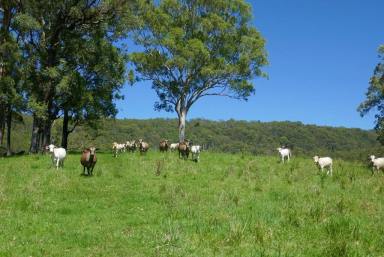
0,152 -> 383,257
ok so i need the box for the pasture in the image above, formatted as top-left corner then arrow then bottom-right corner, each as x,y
0,152 -> 383,257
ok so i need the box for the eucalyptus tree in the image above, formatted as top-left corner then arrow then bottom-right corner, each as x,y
130,0 -> 268,142
358,45 -> 384,143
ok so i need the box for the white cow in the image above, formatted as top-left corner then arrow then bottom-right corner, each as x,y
277,147 -> 291,163
112,142 -> 125,157
191,145 -> 201,162
125,141 -> 136,152
47,144 -> 66,170
313,156 -> 333,175
169,143 -> 179,151
370,155 -> 384,174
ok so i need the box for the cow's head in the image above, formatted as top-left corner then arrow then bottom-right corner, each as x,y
47,144 -> 55,153
89,147 -> 96,156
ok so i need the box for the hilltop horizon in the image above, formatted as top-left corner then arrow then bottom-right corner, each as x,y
113,116 -> 376,131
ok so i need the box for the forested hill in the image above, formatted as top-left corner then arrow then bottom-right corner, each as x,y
5,116 -> 381,160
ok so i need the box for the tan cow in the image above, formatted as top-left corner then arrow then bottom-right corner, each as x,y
159,140 -> 169,152
178,140 -> 190,159
138,139 -> 149,154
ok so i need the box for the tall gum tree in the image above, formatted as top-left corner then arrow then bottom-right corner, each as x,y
358,44 -> 384,143
130,0 -> 268,142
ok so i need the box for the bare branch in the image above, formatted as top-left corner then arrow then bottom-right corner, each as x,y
199,92 -> 241,99
68,120 -> 79,134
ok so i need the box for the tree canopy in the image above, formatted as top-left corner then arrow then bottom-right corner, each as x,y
130,0 -> 268,141
358,44 -> 384,143
0,0 -> 138,152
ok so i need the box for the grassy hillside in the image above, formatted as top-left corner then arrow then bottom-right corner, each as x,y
4,116 -> 382,160
0,152 -> 383,256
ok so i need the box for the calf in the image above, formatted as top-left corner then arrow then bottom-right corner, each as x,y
190,145 -> 201,162
277,147 -> 291,163
169,143 -> 179,151
81,147 -> 97,176
47,144 -> 66,170
313,156 -> 333,175
159,140 -> 169,152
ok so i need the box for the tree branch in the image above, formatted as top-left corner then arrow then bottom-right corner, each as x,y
68,120 -> 79,134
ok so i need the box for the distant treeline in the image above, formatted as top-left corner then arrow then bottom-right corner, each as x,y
2,116 -> 382,161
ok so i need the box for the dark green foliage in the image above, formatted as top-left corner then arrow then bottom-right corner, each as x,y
1,0 -> 138,152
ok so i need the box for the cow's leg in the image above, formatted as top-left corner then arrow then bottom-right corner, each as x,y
56,159 -> 60,170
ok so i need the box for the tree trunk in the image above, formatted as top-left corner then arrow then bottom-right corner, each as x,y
30,114 -> 41,153
61,108 -> 69,149
177,109 -> 187,142
6,105 -> 12,156
43,119 -> 52,147
0,105 -> 4,145
0,122 -> 4,146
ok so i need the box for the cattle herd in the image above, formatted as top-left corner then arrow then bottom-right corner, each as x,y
112,139 -> 201,162
44,141 -> 384,176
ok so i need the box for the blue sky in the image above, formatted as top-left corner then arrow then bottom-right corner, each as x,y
115,0 -> 383,130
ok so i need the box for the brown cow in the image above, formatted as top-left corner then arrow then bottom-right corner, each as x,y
159,140 -> 169,152
178,140 -> 190,159
81,147 -> 97,175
